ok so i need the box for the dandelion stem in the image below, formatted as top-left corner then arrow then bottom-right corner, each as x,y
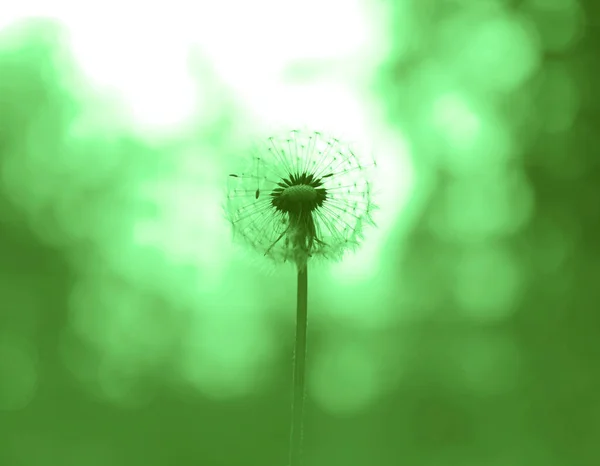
290,264 -> 308,466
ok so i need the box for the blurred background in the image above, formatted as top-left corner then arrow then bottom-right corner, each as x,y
0,0 -> 598,465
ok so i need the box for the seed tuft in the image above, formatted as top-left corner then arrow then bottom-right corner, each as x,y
226,129 -> 377,266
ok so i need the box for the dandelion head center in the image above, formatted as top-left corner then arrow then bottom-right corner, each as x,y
283,183 -> 316,202
270,172 -> 328,214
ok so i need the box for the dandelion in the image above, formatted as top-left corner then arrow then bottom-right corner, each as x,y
226,129 -> 376,466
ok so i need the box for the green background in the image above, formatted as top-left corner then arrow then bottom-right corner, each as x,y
0,1 -> 598,465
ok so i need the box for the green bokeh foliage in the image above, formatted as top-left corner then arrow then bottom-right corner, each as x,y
0,1 -> 598,465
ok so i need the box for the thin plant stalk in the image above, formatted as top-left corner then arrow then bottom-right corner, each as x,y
289,263 -> 308,466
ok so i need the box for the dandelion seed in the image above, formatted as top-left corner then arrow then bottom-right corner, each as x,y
226,129 -> 377,269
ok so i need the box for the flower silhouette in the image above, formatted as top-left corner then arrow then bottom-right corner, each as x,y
227,129 -> 376,268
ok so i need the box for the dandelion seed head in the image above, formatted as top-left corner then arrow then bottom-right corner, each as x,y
226,129 -> 376,268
